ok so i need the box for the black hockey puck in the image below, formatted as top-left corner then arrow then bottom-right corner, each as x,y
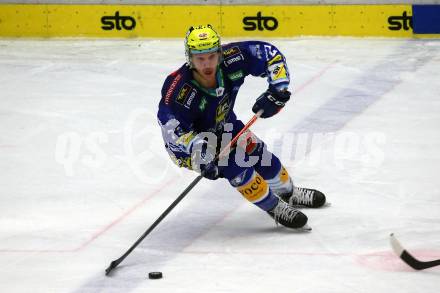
148,272 -> 163,279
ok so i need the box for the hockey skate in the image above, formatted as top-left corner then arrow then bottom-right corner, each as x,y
267,199 -> 309,230
278,186 -> 326,208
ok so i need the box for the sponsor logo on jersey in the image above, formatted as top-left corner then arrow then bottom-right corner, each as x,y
184,89 -> 197,109
224,54 -> 243,66
199,97 -> 208,111
268,63 -> 287,81
273,64 -> 284,78
101,11 -> 136,31
176,83 -> 192,105
164,73 -> 182,105
388,11 -> 413,31
216,95 -> 230,124
223,46 -> 241,58
227,70 -> 244,81
243,12 -> 278,31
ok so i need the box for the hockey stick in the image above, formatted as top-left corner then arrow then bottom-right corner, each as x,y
390,233 -> 440,270
105,110 -> 263,276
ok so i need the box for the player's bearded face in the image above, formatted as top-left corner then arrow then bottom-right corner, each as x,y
191,52 -> 220,78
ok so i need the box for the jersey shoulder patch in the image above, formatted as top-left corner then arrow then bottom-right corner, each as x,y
222,44 -> 246,68
223,45 -> 242,58
163,70 -> 184,106
162,65 -> 195,108
174,82 -> 198,110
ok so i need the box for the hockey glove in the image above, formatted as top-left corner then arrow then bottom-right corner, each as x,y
252,87 -> 291,118
191,139 -> 220,180
200,161 -> 220,180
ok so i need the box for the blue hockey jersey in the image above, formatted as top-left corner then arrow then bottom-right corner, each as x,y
157,41 -> 291,169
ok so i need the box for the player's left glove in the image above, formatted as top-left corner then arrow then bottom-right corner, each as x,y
252,87 -> 291,118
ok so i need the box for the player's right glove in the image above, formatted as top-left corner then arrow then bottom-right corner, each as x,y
190,139 -> 220,180
252,87 -> 291,118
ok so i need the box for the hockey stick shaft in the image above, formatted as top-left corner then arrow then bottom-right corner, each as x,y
105,175 -> 203,276
105,110 -> 263,276
390,233 -> 440,270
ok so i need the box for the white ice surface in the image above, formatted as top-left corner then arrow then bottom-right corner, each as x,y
0,38 -> 439,293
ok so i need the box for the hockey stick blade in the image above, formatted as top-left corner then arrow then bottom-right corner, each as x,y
105,259 -> 121,276
390,233 -> 440,270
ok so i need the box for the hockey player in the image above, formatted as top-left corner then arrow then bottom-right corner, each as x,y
157,24 -> 326,229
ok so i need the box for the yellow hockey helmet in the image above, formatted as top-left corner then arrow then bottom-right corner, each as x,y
184,24 -> 221,66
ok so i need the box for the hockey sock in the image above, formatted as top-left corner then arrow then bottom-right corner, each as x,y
266,165 -> 293,195
235,170 -> 279,211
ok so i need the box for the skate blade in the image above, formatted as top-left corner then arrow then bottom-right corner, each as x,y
297,224 -> 312,232
292,202 -> 331,209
